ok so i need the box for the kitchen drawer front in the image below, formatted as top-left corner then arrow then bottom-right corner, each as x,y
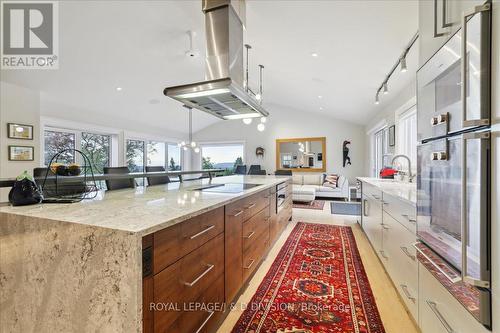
268,215 -> 279,245
362,181 -> 382,200
154,207 -> 224,274
382,192 -> 416,234
165,274 -> 224,333
418,263 -> 490,333
382,212 -> 418,320
363,196 -> 383,256
227,189 -> 271,222
242,207 -> 270,253
154,233 -> 224,331
242,227 -> 269,282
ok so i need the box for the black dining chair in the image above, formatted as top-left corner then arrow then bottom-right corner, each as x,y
103,167 -> 135,191
234,165 -> 247,175
145,166 -> 170,186
247,165 -> 262,175
275,170 -> 292,176
253,170 -> 267,175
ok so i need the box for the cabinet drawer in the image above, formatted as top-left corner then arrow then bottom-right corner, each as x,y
268,215 -> 279,245
154,207 -> 224,274
154,233 -> 224,331
419,262 -> 489,333
242,207 -> 270,253
242,227 -> 269,282
382,193 -> 416,234
165,274 -> 224,333
362,181 -> 382,200
226,189 -> 271,222
382,212 -> 418,320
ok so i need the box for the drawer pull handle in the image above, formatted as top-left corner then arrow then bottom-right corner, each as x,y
381,224 -> 390,230
244,231 -> 255,239
189,225 -> 215,239
243,259 -> 255,269
401,214 -> 417,224
246,203 -> 256,210
400,246 -> 416,261
400,284 -> 416,302
233,210 -> 244,217
426,301 -> 455,333
184,264 -> 215,287
194,311 -> 215,333
379,250 -> 388,260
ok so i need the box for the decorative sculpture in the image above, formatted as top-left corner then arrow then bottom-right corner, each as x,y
343,140 -> 351,167
256,146 -> 265,158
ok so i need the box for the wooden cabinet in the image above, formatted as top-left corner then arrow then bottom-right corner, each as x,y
142,184 -> 291,332
419,0 -> 487,65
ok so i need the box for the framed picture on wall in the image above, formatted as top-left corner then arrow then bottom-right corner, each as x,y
8,123 -> 33,140
8,146 -> 34,161
388,125 -> 395,147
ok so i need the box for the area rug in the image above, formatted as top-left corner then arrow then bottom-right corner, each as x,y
293,200 -> 326,210
231,222 -> 385,333
330,201 -> 362,216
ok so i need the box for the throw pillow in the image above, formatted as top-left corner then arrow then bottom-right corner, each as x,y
323,174 -> 338,188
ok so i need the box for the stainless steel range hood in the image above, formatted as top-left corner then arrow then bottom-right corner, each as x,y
163,0 -> 268,120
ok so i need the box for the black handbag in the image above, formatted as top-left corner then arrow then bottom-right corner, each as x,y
8,172 -> 43,206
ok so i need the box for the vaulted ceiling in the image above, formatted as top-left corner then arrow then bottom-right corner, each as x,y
1,0 -> 418,134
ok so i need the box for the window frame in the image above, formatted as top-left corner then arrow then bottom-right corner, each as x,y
124,135 -> 184,172
395,105 -> 417,173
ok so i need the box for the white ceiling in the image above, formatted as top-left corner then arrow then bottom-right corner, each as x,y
1,0 -> 418,134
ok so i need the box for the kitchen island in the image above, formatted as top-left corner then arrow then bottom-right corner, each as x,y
0,175 -> 292,333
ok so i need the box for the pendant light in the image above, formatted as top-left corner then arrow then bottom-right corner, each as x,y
178,105 -> 200,153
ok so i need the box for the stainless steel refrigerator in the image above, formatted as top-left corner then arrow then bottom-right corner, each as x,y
416,2 -> 492,328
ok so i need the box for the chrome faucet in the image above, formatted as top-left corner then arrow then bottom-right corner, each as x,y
391,155 -> 414,183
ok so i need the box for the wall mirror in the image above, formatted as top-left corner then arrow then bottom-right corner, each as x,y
276,137 -> 326,172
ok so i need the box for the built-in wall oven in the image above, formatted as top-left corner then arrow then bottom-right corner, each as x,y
416,2 -> 491,328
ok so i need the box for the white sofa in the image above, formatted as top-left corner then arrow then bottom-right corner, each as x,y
292,174 -> 349,202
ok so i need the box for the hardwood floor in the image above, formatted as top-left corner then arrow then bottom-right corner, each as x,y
217,201 -> 420,333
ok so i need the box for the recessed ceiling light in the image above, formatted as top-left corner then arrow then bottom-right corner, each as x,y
319,107 -> 324,110
311,52 -> 318,57
116,87 -> 123,91
318,95 -> 322,99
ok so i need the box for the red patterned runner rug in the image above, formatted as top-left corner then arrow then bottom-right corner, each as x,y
231,222 -> 385,333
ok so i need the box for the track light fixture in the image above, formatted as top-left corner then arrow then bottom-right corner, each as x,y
375,32 -> 418,105
400,56 -> 408,73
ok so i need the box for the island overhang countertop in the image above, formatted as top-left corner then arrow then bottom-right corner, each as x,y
357,176 -> 416,205
0,175 -> 290,236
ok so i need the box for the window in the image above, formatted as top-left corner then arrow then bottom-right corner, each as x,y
373,128 -> 389,177
147,141 -> 166,167
81,132 -> 111,174
201,143 -> 244,174
167,144 -> 181,171
396,107 -> 417,172
44,130 -> 76,165
126,139 -> 145,172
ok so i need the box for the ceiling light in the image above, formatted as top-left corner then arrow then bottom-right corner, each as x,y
260,117 -> 267,123
319,107 -> 324,110
116,87 -> 123,91
255,93 -> 262,100
183,146 -> 188,151
400,57 -> 408,73
383,82 -> 389,94
257,123 -> 265,131
224,113 -> 261,120
375,94 -> 380,105
311,52 -> 318,57
243,118 -> 253,125
177,88 -> 229,99
318,95 -> 322,99
190,141 -> 196,148
194,147 -> 200,153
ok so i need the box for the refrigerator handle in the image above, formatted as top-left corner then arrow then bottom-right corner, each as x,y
461,132 -> 490,288
461,3 -> 491,128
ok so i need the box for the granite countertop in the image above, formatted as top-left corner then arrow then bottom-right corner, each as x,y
357,177 -> 416,205
0,175 -> 290,236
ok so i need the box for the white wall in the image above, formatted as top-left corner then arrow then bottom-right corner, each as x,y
192,103 -> 366,183
0,82 -> 41,202
364,80 -> 416,176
